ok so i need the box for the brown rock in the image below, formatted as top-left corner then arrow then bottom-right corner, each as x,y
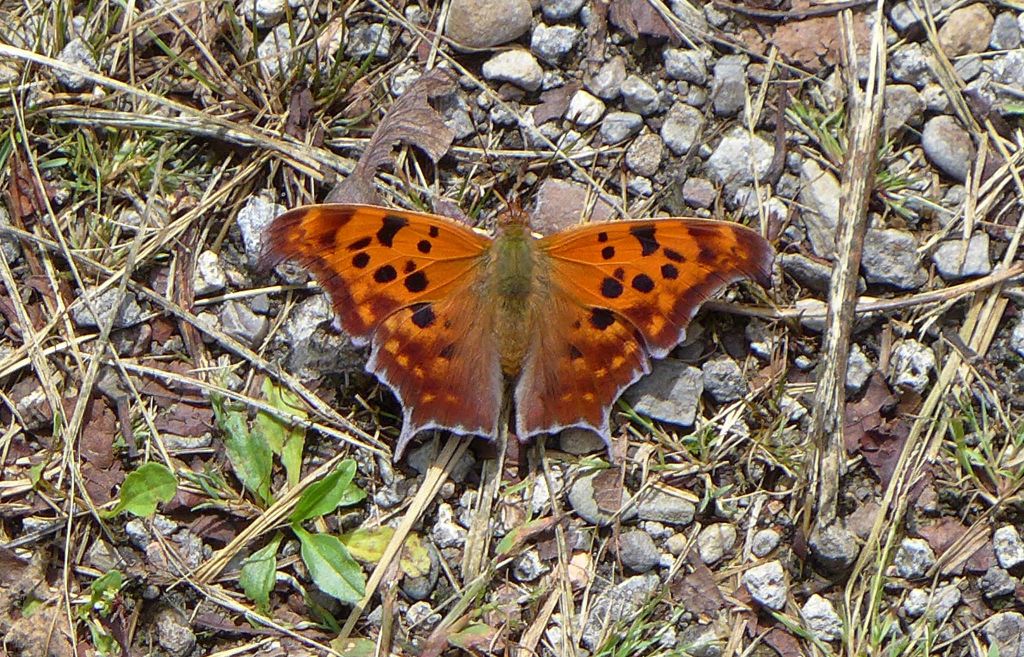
446,0 -> 533,50
938,3 -> 994,57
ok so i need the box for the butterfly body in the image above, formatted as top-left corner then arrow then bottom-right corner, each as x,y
265,203 -> 773,458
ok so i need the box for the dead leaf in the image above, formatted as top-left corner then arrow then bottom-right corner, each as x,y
533,82 -> 580,125
328,68 -> 457,205
608,0 -> 679,43
670,560 -> 727,619
592,467 -> 627,515
764,627 -> 803,657
284,85 -> 315,139
769,2 -> 870,68
916,518 -> 968,557
844,373 -> 896,450
858,420 -> 910,488
155,403 -> 215,437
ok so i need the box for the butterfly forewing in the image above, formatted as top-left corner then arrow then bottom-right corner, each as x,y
538,219 -> 773,357
264,204 -> 491,341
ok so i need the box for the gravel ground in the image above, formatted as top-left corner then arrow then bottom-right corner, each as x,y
1,1 -> 1024,656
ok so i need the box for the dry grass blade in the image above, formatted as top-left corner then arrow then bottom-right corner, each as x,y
803,3 -> 886,530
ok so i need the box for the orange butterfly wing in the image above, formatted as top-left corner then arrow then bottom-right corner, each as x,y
264,204 -> 504,457
515,219 -> 773,443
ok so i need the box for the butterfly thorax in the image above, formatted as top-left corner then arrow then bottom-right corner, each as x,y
489,222 -> 546,377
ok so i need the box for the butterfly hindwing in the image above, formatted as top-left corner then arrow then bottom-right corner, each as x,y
538,219 -> 773,357
514,292 -> 651,443
369,292 -> 504,459
264,204 -> 491,342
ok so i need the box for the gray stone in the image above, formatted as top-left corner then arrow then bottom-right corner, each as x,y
801,594 -> 843,642
56,38 -> 98,91
889,340 -> 935,395
621,75 -> 661,116
599,111 -> 643,143
531,24 -> 579,64
985,612 -> 1024,657
72,287 -> 145,329
625,131 -> 664,177
742,560 -> 786,610
541,0 -> 585,20
682,177 -> 716,209
278,294 -> 363,379
751,528 -> 781,557
512,549 -> 549,581
846,343 -> 873,395
994,524 -> 1024,569
568,470 -> 637,526
678,624 -> 722,657
194,250 -> 227,295
446,0 -> 532,49
883,85 -> 924,134
481,50 -> 543,92
701,356 -> 746,404
559,428 -> 608,455
219,301 -> 269,348
931,232 -> 991,280
889,2 -> 922,32
798,159 -> 842,257
257,24 -> 296,79
237,194 -> 284,264
431,503 -> 466,548
581,575 -> 660,649
894,537 -> 936,580
890,43 -> 932,87
862,229 -> 927,290
345,23 -> 390,59
745,319 -> 777,360
635,487 -> 696,526
922,115 -> 976,182
566,90 -> 605,127
781,253 -> 833,294
712,54 -> 748,117
991,50 -> 1024,101
588,56 -> 626,100
405,601 -> 441,630
904,584 -> 961,621
236,0 -> 304,28
809,523 -> 859,573
706,127 -> 773,187
436,92 -> 475,140
1011,319 -> 1024,358
697,524 -> 737,565
663,48 -> 709,84
0,206 -> 20,263
618,530 -> 660,573
979,566 -> 1017,599
660,102 -> 705,155
155,608 -> 196,657
628,177 -> 653,198
625,360 -> 703,427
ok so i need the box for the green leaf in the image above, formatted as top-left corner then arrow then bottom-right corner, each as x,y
240,533 -> 283,612
107,463 -> 177,517
254,379 -> 307,488
448,623 -> 501,651
293,524 -> 365,603
290,460 -> 364,523
340,527 -> 432,578
330,637 -> 377,656
215,394 -> 273,506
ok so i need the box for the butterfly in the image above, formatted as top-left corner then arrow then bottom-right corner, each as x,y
264,203 -> 773,459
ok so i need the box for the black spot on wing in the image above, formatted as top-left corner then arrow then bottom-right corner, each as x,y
348,236 -> 372,251
405,270 -> 428,293
410,303 -> 435,328
601,246 -> 615,260
661,263 -> 679,280
352,252 -> 370,269
600,277 -> 624,299
569,345 -> 583,360
589,308 -> 615,330
376,214 -> 409,247
698,246 -> 718,265
632,273 -> 655,293
404,260 -> 417,274
664,248 -> 685,263
428,225 -> 440,238
374,265 -> 397,283
613,267 -> 625,281
597,231 -> 608,243
439,343 -> 455,359
417,239 -> 432,254
629,224 -> 660,256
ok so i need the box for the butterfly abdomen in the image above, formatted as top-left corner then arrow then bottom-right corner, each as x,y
489,225 -> 546,377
